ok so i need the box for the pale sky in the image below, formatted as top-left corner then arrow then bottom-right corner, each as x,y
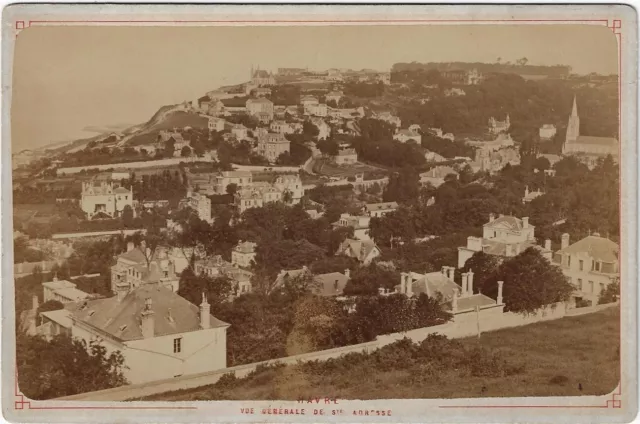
12,24 -> 618,150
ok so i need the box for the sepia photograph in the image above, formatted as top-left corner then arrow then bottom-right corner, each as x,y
2,4 -> 637,423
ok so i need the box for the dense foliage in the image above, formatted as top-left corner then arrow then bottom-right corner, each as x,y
17,334 -> 128,400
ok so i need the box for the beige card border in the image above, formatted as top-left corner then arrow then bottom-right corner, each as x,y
2,4 -> 637,423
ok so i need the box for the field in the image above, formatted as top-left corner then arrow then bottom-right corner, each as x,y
144,307 -> 620,401
312,159 -> 386,180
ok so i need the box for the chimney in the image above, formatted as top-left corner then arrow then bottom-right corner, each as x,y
344,268 -> 350,279
522,217 -> 529,229
545,239 -> 551,251
467,270 -> 474,295
452,289 -> 459,313
561,233 -> 570,250
140,298 -> 155,338
127,241 -> 134,252
400,272 -> 407,294
116,281 -> 130,302
497,281 -> 504,305
446,266 -> 454,281
405,274 -> 413,297
32,295 -> 39,311
199,292 -> 211,329
489,213 -> 495,222
441,266 -> 447,276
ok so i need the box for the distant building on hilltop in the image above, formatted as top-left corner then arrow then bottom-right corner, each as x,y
488,114 -> 511,135
251,66 -> 275,86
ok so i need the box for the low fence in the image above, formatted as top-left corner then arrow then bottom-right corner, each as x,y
230,164 -> 302,173
55,302 -> 617,401
51,229 -> 145,240
56,157 -> 211,176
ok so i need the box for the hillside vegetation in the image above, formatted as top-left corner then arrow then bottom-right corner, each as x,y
143,306 -> 620,401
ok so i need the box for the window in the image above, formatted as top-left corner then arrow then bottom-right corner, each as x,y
595,261 -> 601,272
577,278 -> 583,291
164,271 -> 169,278
579,260 -> 584,271
173,338 -> 182,353
567,255 -> 572,267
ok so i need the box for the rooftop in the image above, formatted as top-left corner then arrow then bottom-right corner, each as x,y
313,272 -> 350,297
557,235 -> 619,263
68,285 -> 229,342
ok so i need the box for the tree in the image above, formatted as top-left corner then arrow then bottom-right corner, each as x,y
226,183 -> 238,196
36,300 -> 64,317
489,248 -> 574,314
598,279 -> 619,305
121,205 -> 134,228
343,263 -> 400,296
16,334 -> 128,400
178,267 -> 235,307
316,139 -> 339,156
164,138 -> 176,158
383,166 -> 420,204
460,251 -> 501,295
303,120 -> 320,138
181,146 -> 192,157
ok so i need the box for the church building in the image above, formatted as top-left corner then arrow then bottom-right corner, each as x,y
562,96 -> 619,168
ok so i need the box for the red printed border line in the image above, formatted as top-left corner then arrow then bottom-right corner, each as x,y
11,16 -> 624,412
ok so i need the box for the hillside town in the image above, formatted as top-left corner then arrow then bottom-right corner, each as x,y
13,60 -> 621,401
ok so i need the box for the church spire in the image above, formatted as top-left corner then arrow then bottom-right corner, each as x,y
571,95 -> 578,117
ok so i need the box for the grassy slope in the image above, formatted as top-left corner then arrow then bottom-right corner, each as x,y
145,307 -> 620,401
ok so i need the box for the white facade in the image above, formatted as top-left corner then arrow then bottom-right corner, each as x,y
81,181 -> 133,219
208,117 -> 226,132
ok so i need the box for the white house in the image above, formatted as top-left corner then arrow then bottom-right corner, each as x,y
232,241 -> 257,268
457,214 -> 552,268
42,277 -> 90,304
553,233 -> 619,306
539,124 -> 557,140
334,148 -> 358,165
363,202 -> 399,218
208,117 -> 226,132
333,213 -> 371,241
231,124 -> 249,141
64,285 -> 229,384
310,118 -> 331,140
394,129 -> 422,144
81,181 -> 133,220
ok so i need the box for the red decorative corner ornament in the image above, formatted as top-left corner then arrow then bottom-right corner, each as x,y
608,19 -> 622,33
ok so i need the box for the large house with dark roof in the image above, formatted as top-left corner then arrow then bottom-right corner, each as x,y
457,214 -> 552,268
46,285 -> 229,384
553,233 -> 619,305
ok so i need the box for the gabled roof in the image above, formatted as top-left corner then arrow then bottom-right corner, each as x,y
338,239 -> 379,262
117,247 -> 147,264
484,215 -> 531,231
113,187 -> 130,194
68,285 -> 229,342
556,235 -> 619,263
